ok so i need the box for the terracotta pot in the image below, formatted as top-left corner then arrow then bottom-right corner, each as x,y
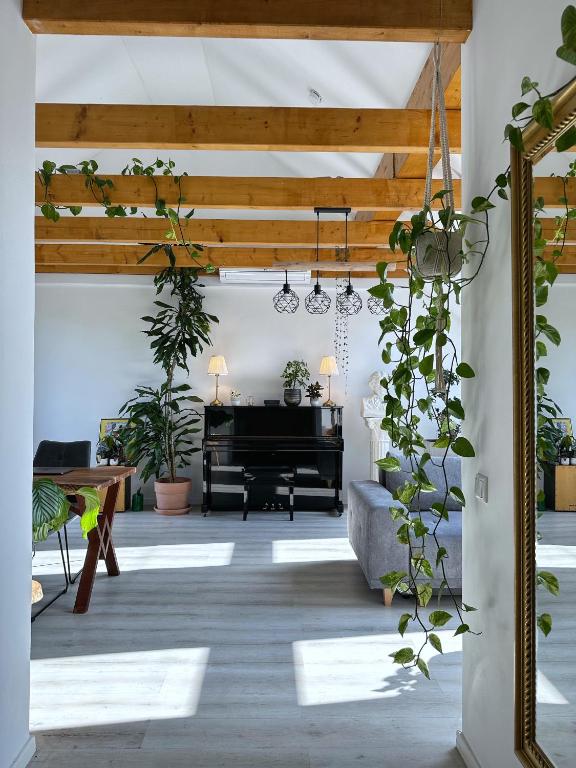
154,477 -> 191,515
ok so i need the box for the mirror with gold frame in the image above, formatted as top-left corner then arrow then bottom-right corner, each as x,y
514,77 -> 576,767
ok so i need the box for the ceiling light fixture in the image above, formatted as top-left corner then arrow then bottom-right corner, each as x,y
273,269 -> 300,313
335,211 -> 362,316
305,209 -> 332,315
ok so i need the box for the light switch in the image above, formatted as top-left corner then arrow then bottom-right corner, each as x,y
475,473 -> 488,503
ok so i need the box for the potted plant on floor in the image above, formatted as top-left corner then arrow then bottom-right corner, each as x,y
281,360 -> 310,406
121,264 -> 217,514
306,381 -> 324,406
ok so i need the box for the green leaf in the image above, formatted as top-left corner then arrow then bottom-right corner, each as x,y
433,435 -> 451,449
436,546 -> 448,567
429,633 -> 443,654
521,76 -> 538,95
380,570 -> 408,594
413,328 -> 435,346
376,456 -> 402,472
398,613 -> 412,637
449,486 -> 466,505
416,582 -> 433,607
452,436 -> 476,458
537,570 -> 560,596
556,125 -> 576,152
471,196 -> 495,213
532,98 -> 554,130
537,613 -> 552,637
419,354 -> 434,376
447,398 -> 465,420
389,647 -> 414,665
454,623 -> 470,636
417,658 -> 430,679
462,603 -> 478,612
429,610 -> 453,627
511,102 -> 530,119
69,205 -> 82,216
456,362 -> 475,378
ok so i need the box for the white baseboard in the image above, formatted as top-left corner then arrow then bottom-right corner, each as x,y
10,736 -> 36,768
456,730 -> 482,768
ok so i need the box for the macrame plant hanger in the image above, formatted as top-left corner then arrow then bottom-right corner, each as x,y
423,43 -> 456,397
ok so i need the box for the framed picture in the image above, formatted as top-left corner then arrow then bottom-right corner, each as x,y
99,418 -> 129,440
551,417 -> 573,437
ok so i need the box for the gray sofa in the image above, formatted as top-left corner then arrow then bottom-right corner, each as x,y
348,451 -> 462,605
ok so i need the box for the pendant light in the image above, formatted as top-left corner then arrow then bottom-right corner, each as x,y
305,210 -> 331,314
273,269 -> 300,313
336,271 -> 363,315
367,295 -> 386,315
336,212 -> 362,315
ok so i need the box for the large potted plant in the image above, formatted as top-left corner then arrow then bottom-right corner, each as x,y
281,360 -> 310,406
121,264 -> 217,514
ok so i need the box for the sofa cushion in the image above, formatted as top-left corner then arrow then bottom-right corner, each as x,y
379,450 -> 462,512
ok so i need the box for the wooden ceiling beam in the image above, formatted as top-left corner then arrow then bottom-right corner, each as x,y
23,0 -> 472,42
35,104 -> 461,153
357,44 -> 461,221
35,245 -> 394,268
36,174 -> 461,212
35,216 -> 395,247
533,177 -> 576,206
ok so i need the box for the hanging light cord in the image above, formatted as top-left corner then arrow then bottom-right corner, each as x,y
315,210 -> 320,284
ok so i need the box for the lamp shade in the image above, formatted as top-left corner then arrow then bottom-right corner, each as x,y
319,356 -> 339,376
207,355 -> 228,376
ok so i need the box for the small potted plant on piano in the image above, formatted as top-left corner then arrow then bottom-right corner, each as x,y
230,390 -> 242,407
281,360 -> 310,407
306,381 -> 324,407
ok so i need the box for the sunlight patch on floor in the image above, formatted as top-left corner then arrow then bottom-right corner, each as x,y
30,647 -> 210,731
272,537 -> 356,563
293,631 -> 462,706
537,670 -> 570,705
537,544 -> 576,569
32,542 -> 236,575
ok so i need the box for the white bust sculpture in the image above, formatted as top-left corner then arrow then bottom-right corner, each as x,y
362,371 -> 386,418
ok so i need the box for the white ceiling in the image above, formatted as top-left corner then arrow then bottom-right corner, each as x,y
35,36 -> 435,219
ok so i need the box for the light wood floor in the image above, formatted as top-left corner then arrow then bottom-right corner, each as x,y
30,509 -> 464,768
537,511 -> 576,767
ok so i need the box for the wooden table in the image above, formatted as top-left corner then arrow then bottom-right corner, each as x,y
43,466 -> 136,613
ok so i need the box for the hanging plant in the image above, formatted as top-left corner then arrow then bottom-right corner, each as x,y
372,8 -> 576,676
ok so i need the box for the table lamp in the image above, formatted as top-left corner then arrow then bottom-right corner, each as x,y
319,356 -> 339,406
208,355 -> 228,406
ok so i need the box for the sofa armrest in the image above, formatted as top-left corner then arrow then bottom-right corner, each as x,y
347,480 -> 409,589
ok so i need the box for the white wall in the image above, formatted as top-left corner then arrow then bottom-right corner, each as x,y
34,275 -> 460,505
0,2 -> 36,767
460,2 -> 573,766
543,278 -> 576,427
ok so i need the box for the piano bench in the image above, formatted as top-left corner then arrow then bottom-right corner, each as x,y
242,467 -> 295,521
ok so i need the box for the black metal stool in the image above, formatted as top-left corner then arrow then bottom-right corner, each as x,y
242,466 -> 295,521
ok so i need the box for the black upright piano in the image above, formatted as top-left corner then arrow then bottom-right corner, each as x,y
202,405 -> 343,515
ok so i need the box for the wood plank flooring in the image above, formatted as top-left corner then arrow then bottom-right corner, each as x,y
536,511 -> 576,767
30,510 -> 464,768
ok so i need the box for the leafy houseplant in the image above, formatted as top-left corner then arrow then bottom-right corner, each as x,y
371,7 -> 576,675
306,381 -> 324,406
281,360 -> 310,407
121,263 -> 217,514
33,478 -> 100,543
96,432 -> 125,465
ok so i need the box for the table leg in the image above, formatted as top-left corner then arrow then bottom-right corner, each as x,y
73,480 -> 120,614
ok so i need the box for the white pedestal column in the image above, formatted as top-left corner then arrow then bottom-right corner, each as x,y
363,416 -> 389,480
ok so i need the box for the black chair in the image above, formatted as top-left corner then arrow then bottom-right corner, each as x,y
33,440 -> 91,468
243,466 -> 295,521
32,440 -> 91,621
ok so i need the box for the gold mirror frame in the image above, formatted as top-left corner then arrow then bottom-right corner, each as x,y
513,76 -> 576,768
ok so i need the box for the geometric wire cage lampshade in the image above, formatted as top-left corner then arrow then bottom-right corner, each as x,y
273,270 -> 300,313
305,210 -> 332,315
336,271 -> 362,316
367,295 -> 386,315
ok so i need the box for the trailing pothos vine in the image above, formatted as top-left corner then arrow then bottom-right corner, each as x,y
371,4 -> 576,677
